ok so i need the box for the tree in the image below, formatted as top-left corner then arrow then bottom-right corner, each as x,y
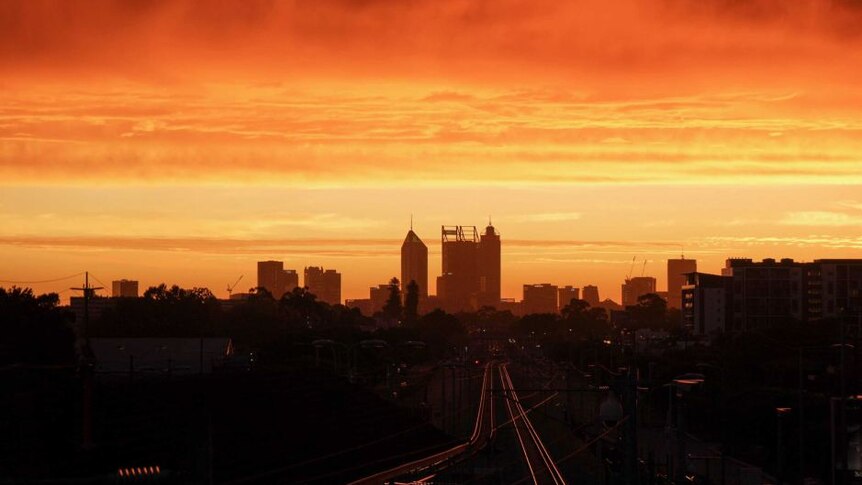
403,280 -> 419,326
629,293 -> 667,330
561,298 -> 590,321
382,277 -> 402,322
0,286 -> 75,365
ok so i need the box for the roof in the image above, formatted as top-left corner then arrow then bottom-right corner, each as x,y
402,229 -> 426,246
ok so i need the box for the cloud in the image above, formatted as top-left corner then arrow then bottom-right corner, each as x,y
511,212 -> 583,223
779,211 -> 862,227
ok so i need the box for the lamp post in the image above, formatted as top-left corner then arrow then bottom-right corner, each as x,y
775,407 -> 792,484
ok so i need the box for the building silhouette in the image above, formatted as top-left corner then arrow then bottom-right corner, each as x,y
111,279 -> 139,298
401,227 -> 428,299
557,286 -> 580,312
582,285 -> 600,307
257,261 -> 298,299
304,266 -> 341,305
436,223 -> 501,312
478,222 -> 501,308
621,276 -> 657,307
369,283 -> 392,315
345,298 -> 372,316
523,284 -> 558,314
681,272 -> 730,335
667,257 -> 697,309
683,258 -> 862,334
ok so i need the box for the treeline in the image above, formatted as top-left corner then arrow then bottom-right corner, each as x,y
0,287 -> 75,366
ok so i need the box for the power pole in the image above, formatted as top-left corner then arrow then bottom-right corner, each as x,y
71,271 -> 102,449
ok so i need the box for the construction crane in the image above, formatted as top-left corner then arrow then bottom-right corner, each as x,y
226,275 -> 244,297
626,256 -> 637,280
641,259 -> 648,277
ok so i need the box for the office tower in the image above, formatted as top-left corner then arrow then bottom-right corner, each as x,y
436,223 -> 503,312
557,286 -> 580,312
438,226 -> 480,312
257,261 -> 299,299
478,222 -> 501,308
401,227 -> 428,299
369,283 -> 392,315
621,276 -> 657,307
582,285 -> 600,307
304,266 -> 342,305
111,279 -> 139,298
667,257 -> 697,309
522,284 -> 558,314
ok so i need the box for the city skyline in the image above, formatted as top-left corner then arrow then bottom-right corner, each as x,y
3,2 -> 861,483
3,1 -> 862,305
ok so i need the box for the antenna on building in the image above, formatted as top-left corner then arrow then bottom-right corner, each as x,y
680,245 -> 685,259
410,213 -> 413,231
489,215 -> 492,226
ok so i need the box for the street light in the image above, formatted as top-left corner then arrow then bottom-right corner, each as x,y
775,407 -> 792,484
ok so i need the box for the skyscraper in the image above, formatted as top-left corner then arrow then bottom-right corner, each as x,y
304,266 -> 341,305
436,223 -> 503,312
438,225 -> 480,312
477,222 -> 501,308
401,226 -> 428,299
523,284 -> 558,314
557,286 -> 580,312
257,261 -> 298,299
582,285 -> 600,307
111,279 -> 139,298
621,276 -> 657,307
667,257 -> 697,309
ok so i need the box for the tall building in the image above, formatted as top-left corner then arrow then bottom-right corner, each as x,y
401,227 -> 428,299
256,261 -> 298,299
436,223 -> 502,312
438,226 -> 480,312
621,276 -> 657,307
304,266 -> 341,305
111,279 -> 139,298
557,286 -> 580,312
478,222 -> 501,308
523,284 -> 558,314
582,285 -> 600,307
667,257 -> 697,309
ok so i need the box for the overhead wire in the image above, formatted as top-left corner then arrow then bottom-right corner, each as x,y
0,272 -> 85,284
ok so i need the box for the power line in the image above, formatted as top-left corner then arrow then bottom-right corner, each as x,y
88,273 -> 110,293
0,272 -> 85,284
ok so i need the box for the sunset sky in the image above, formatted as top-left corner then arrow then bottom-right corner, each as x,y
2,0 -> 862,303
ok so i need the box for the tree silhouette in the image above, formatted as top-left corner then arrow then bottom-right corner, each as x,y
382,277 -> 402,322
0,286 -> 74,365
628,292 -> 667,330
403,280 -> 419,325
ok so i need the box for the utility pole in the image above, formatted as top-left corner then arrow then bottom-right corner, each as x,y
71,272 -> 102,450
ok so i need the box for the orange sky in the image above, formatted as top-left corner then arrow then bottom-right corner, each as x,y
2,0 -> 862,303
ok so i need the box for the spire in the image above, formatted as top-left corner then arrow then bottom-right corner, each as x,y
410,213 -> 413,231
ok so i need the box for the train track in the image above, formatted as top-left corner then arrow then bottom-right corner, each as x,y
499,364 -> 567,485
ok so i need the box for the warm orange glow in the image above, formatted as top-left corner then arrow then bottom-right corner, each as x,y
1,1 -> 861,303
